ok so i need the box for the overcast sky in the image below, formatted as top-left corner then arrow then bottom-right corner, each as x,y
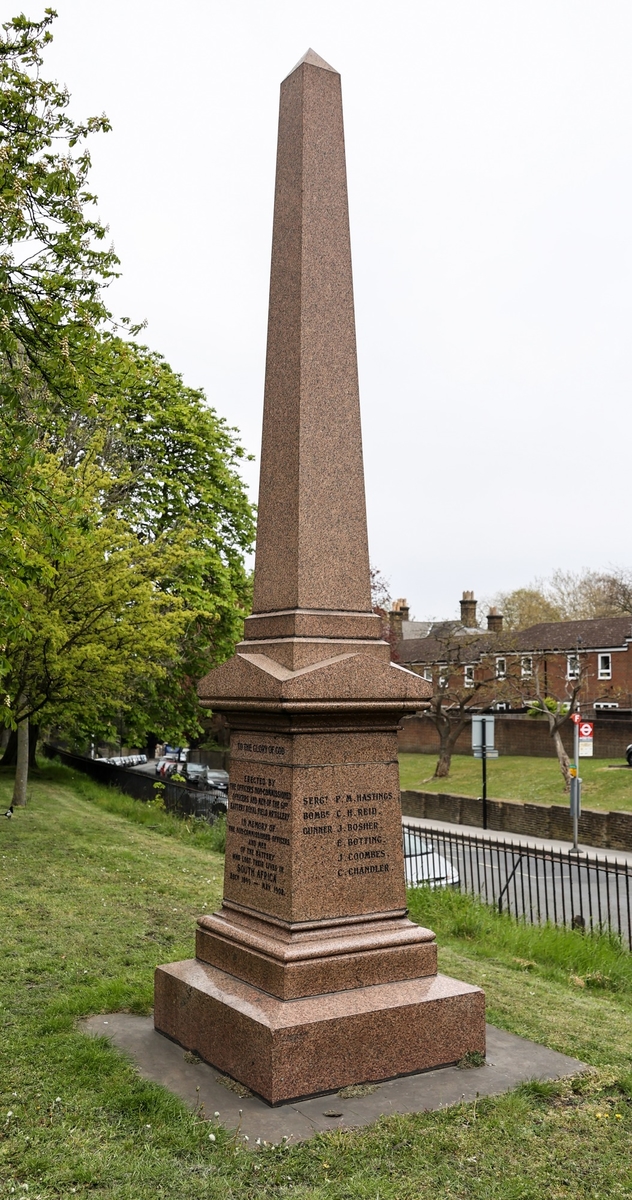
40,1 -> 632,619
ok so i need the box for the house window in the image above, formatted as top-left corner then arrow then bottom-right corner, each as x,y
598,653 -> 612,680
464,665 -> 475,688
567,655 -> 580,680
423,667 -> 432,682
495,657 -> 506,679
521,656 -> 533,678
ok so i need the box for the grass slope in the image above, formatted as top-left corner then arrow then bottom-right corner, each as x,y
0,765 -> 631,1198
400,752 -> 632,812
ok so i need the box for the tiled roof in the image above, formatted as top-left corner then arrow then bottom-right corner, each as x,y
398,632 -> 494,665
511,616 -> 632,652
401,620 -> 433,639
397,615 -> 632,664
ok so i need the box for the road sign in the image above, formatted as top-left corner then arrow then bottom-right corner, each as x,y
570,712 -> 581,725
578,719 -> 593,757
471,714 -> 496,831
472,715 -> 495,750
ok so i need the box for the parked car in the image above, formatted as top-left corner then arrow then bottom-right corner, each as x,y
104,754 -> 147,767
203,769 -> 229,813
159,759 -> 180,779
184,762 -> 208,788
626,743 -> 632,767
403,828 -> 460,888
206,768 -> 228,788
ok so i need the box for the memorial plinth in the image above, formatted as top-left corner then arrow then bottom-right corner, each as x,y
154,49 -> 485,1104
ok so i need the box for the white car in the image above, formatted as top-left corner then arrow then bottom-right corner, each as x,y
403,828 -> 460,888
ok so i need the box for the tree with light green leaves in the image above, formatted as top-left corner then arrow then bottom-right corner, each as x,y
0,12 -> 255,804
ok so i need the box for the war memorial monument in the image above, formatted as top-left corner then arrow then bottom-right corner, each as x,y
154,49 -> 486,1104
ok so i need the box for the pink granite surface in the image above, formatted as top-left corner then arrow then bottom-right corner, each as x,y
251,52 -> 369,617
155,49 -> 484,1103
197,648 -> 430,709
243,610 -> 382,642
196,908 -> 437,998
221,719 -> 408,924
194,50 -> 430,716
154,959 -> 486,1105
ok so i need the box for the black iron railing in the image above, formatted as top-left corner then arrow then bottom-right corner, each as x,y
42,746 -> 226,822
402,821 -> 632,949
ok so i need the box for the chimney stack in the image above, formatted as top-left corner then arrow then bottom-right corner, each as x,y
460,590 -> 477,627
389,598 -> 409,641
487,607 -> 503,633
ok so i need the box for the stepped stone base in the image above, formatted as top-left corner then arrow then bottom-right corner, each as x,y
195,906 -> 438,999
154,958 -> 485,1105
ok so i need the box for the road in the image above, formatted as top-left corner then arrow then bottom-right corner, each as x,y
403,818 -> 632,949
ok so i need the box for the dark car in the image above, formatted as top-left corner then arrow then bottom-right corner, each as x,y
203,769 -> 229,813
626,743 -> 632,767
184,762 -> 208,788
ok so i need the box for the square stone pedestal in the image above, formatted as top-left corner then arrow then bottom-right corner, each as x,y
154,958 -> 485,1105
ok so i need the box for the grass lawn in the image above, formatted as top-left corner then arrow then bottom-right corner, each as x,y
399,752 -> 632,811
1,762 -> 632,1198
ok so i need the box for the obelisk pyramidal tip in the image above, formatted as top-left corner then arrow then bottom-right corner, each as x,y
252,45 -> 371,616
285,48 -> 338,77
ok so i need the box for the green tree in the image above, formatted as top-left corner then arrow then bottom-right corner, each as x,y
491,587 -> 562,631
0,12 -> 255,797
2,451 -> 186,750
0,10 -> 118,486
48,335 -> 255,747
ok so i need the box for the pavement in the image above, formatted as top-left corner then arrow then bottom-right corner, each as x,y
402,813 -> 632,866
79,1013 -> 586,1145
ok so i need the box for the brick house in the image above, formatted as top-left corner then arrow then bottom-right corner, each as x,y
394,594 -> 632,715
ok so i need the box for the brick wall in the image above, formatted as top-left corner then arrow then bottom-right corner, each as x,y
400,788 -> 632,851
399,713 -> 632,759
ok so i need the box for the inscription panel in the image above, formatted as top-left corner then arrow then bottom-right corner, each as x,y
224,735 -> 293,920
223,730 -> 406,924
292,761 -> 406,921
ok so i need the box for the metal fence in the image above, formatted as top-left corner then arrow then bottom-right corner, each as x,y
402,821 -> 632,950
43,745 -> 226,823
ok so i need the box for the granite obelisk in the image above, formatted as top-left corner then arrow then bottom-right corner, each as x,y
154,50 -> 485,1104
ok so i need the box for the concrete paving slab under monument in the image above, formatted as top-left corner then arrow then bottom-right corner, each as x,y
79,1013 -> 586,1145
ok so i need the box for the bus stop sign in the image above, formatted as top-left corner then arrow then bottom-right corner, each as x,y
578,720 -> 594,757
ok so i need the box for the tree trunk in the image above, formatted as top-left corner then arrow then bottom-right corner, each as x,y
0,727 -> 17,766
12,718 -> 29,807
432,716 -> 469,780
433,722 -> 454,778
1,721 -> 38,768
434,750 -> 452,778
144,732 -> 159,760
552,728 -> 571,791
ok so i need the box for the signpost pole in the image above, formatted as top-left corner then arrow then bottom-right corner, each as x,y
571,716 -> 580,853
482,718 -> 488,830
